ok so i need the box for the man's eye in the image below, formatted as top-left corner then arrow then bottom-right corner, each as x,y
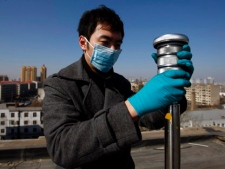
100,41 -> 109,46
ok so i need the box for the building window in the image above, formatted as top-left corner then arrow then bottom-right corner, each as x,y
0,113 -> 5,118
11,113 -> 15,117
24,121 -> 28,125
33,112 -> 37,117
0,121 -> 5,125
24,112 -> 28,117
1,129 -> 4,133
10,121 -> 15,125
33,121 -> 37,125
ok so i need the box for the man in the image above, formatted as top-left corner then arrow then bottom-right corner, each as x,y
43,5 -> 194,169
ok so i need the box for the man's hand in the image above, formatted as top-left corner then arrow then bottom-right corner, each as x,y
127,70 -> 191,117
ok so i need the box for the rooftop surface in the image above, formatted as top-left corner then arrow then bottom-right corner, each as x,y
0,127 -> 225,169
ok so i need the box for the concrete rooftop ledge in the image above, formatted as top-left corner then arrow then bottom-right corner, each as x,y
0,136 -> 46,150
0,127 -> 225,168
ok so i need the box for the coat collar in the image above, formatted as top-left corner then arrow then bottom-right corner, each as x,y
57,55 -> 115,82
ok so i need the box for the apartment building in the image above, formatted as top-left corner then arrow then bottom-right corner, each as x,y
0,104 -> 43,140
0,81 -> 41,102
20,65 -> 47,84
0,75 -> 9,81
40,64 -> 47,85
20,66 -> 37,82
0,82 -> 17,102
186,84 -> 220,106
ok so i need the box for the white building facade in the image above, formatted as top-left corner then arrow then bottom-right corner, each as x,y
0,106 -> 43,140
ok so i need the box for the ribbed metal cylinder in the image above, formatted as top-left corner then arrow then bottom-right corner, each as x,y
153,34 -> 189,74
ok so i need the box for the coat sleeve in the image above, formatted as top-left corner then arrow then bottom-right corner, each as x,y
42,76 -> 141,168
139,96 -> 187,130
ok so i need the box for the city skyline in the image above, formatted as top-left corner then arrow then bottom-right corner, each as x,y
1,0 -> 225,82
0,67 -> 221,84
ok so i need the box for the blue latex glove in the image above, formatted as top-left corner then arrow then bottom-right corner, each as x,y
151,44 -> 194,80
127,70 -> 191,117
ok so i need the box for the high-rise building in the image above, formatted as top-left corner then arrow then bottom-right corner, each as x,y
31,66 -> 37,82
20,66 -> 26,82
40,65 -> 47,85
25,66 -> 31,81
20,66 -> 37,82
0,75 -> 9,81
185,84 -> 220,106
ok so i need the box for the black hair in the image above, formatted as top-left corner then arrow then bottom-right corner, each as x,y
77,5 -> 124,40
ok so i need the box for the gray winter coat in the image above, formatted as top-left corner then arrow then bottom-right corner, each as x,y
43,56 -> 187,169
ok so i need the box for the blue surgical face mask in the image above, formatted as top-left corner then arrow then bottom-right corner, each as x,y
84,37 -> 122,73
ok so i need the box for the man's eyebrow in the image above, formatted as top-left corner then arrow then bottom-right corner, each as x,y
99,35 -> 123,43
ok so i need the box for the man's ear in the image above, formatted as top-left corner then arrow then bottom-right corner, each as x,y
79,36 -> 87,51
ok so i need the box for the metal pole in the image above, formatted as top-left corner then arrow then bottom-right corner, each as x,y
165,106 -> 173,169
172,103 -> 181,168
165,103 -> 180,169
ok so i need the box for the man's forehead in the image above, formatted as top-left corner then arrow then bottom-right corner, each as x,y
96,23 -> 112,31
90,23 -> 122,42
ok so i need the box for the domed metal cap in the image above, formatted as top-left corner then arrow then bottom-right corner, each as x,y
153,34 -> 189,48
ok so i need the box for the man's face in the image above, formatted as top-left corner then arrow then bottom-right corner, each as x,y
80,23 -> 123,72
